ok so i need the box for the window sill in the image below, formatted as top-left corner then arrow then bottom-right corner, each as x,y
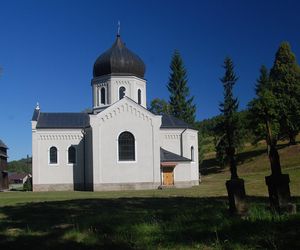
48,164 -> 59,166
117,160 -> 137,164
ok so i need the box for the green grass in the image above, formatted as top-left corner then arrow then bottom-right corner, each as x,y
0,193 -> 300,249
1,140 -> 300,249
1,166 -> 300,250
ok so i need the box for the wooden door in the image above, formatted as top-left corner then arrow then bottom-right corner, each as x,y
163,168 -> 174,186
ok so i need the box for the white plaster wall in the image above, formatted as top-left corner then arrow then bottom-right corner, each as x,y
159,128 -> 182,155
32,129 -> 84,186
90,98 -> 161,186
160,128 -> 199,183
84,127 -> 94,189
174,163 -> 191,182
92,75 -> 146,109
183,130 -> 199,182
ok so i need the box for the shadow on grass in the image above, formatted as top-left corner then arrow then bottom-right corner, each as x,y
201,148 -> 268,176
0,196 -> 300,249
200,158 -> 224,176
237,148 -> 267,165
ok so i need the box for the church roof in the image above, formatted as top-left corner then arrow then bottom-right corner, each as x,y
0,139 -> 8,149
160,114 -> 196,130
160,148 -> 191,162
93,35 -> 145,78
36,113 -> 90,129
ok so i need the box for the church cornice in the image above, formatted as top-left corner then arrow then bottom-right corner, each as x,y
38,134 -> 82,140
91,74 -> 146,86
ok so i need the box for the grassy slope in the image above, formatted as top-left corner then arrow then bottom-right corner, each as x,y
0,141 -> 300,249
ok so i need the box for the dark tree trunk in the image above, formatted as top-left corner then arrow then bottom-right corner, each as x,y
268,143 -> 282,176
226,146 -> 238,179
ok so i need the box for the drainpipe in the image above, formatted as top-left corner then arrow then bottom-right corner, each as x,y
81,129 -> 86,191
180,128 -> 188,157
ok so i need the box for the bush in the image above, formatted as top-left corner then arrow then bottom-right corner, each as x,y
23,177 -> 32,191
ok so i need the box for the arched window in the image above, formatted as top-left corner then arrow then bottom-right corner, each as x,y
119,86 -> 126,100
97,88 -> 100,106
101,87 -> 106,104
118,132 -> 135,161
68,146 -> 76,164
191,146 -> 194,162
49,146 -> 58,164
138,89 -> 142,105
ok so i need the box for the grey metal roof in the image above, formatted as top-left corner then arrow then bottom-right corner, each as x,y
160,148 -> 191,162
0,139 -> 8,149
36,113 -> 90,129
93,35 -> 145,78
161,114 -> 195,130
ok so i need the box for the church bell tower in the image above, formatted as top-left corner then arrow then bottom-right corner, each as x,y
91,34 -> 147,113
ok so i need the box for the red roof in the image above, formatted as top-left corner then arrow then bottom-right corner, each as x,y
9,173 -> 31,181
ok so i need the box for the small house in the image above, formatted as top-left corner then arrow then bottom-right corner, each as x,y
9,173 -> 32,185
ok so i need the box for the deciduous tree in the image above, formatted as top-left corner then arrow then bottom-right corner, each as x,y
148,98 -> 170,115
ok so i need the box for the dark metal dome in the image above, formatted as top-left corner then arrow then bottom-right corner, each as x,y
93,35 -> 146,78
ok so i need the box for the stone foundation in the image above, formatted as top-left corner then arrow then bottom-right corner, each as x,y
33,184 -> 76,191
93,182 -> 161,191
33,180 -> 199,192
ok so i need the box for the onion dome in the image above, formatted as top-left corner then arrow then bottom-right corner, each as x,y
93,35 -> 145,78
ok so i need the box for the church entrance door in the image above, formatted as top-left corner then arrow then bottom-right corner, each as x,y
162,167 -> 174,186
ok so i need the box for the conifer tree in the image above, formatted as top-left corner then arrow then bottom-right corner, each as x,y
269,42 -> 300,144
167,50 -> 196,125
217,57 -> 247,215
217,57 -> 241,179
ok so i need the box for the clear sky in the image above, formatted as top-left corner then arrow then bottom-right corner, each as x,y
1,0 -> 300,160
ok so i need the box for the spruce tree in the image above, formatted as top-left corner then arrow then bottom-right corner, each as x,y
218,57 -> 247,215
167,50 -> 196,125
217,57 -> 241,179
269,42 -> 300,144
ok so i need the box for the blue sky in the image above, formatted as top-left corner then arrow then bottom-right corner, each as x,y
1,0 -> 300,160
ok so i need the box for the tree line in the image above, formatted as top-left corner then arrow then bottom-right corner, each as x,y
152,42 -> 300,165
151,41 -> 300,214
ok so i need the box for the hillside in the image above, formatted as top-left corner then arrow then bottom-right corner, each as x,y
201,136 -> 300,174
200,135 -> 300,197
7,157 -> 32,174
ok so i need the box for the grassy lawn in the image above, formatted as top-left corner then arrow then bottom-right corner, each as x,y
1,167 -> 300,249
1,193 -> 300,249
0,142 -> 300,249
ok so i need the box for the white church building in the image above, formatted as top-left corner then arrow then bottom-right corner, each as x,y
31,34 -> 199,191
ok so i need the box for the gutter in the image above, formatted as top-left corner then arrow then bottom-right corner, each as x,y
81,128 -> 86,191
